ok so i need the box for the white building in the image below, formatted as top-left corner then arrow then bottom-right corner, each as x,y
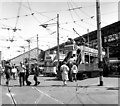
9,48 -> 42,66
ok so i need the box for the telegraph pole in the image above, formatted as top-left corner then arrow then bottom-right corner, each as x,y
96,0 -> 103,86
37,34 -> 39,62
26,40 -> 30,71
87,29 -> 90,64
57,14 -> 60,68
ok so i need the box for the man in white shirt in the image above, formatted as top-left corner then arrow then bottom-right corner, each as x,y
60,62 -> 69,86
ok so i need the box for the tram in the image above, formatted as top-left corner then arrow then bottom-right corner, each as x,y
43,54 -> 56,76
43,53 -> 66,76
57,39 -> 105,80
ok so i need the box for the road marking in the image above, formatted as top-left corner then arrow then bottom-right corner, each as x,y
35,93 -> 44,104
32,87 -> 65,104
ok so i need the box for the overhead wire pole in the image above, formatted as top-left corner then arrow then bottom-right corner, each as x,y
26,40 -> 31,72
57,14 -> 60,69
87,29 -> 90,64
37,34 -> 39,63
96,0 -> 103,86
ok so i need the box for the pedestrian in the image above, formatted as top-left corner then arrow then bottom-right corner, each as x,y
33,63 -> 40,86
17,62 -> 26,87
60,62 -> 69,86
4,61 -> 12,86
67,61 -> 73,82
25,63 -> 31,86
11,64 -> 17,80
71,63 -> 78,82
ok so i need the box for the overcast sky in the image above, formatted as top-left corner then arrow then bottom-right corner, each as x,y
0,0 -> 119,60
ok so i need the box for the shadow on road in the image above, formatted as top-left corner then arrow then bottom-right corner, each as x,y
106,87 -> 119,90
45,78 -> 59,81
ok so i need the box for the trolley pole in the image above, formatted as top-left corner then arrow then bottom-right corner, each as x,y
57,14 -> 60,68
96,0 -> 103,86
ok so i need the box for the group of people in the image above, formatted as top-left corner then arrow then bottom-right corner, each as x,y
60,61 -> 78,86
3,61 -> 40,87
2,60 -> 78,87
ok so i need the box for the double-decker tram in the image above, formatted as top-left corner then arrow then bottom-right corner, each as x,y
60,39 -> 105,79
43,54 -> 57,76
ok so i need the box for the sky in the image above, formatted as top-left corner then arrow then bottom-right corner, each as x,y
0,0 -> 119,60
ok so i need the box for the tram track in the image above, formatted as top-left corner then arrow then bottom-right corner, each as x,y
7,86 -> 17,106
32,86 -> 65,105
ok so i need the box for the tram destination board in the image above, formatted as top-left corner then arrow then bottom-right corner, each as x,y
64,45 -> 74,51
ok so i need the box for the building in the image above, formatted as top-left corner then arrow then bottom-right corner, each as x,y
9,48 -> 43,66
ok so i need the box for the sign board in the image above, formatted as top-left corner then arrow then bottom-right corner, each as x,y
64,45 -> 74,51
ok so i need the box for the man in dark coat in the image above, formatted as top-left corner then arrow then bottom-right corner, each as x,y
25,63 -> 31,86
4,61 -> 12,86
33,63 -> 40,86
17,62 -> 26,87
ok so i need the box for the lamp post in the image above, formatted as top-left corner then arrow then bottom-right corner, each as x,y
96,0 -> 103,86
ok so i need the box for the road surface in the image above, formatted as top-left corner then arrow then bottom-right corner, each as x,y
0,75 -> 119,105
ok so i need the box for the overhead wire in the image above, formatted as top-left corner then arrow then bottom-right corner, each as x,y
12,1 -> 22,40
27,0 -> 41,24
71,1 -> 109,26
1,2 -> 118,50
70,1 -> 97,29
0,2 -> 117,21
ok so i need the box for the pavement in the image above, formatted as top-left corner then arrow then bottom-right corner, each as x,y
0,74 -> 119,105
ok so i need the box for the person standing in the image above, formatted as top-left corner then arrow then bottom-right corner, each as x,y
25,63 -> 31,86
33,63 -> 40,86
11,64 -> 17,80
60,62 -> 69,86
67,61 -> 73,82
18,62 -> 26,87
4,61 -> 12,86
71,63 -> 78,82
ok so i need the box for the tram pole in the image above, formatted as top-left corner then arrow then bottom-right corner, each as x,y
96,0 -> 103,86
57,14 -> 60,69
87,29 -> 90,64
37,34 -> 39,63
26,40 -> 31,73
